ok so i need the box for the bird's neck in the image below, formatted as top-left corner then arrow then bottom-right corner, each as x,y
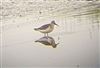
50,23 -> 54,28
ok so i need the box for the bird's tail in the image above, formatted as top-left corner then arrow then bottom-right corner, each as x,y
34,28 -> 39,31
35,40 -> 39,42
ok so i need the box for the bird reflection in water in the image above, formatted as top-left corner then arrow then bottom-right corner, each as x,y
35,36 -> 59,48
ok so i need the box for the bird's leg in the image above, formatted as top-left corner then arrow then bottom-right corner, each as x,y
45,33 -> 48,37
44,33 -> 46,37
47,33 -> 48,36
44,33 -> 48,37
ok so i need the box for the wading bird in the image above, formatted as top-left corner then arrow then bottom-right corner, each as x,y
34,20 -> 58,36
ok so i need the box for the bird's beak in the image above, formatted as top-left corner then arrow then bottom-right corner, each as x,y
55,23 -> 59,26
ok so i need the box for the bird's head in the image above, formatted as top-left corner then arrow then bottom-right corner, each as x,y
51,20 -> 59,26
52,43 -> 59,48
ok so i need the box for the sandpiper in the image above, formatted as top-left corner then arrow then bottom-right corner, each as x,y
34,20 -> 58,36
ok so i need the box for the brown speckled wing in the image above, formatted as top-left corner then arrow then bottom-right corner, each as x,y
38,24 -> 50,30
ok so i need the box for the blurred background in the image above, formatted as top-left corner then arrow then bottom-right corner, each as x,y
0,0 -> 100,68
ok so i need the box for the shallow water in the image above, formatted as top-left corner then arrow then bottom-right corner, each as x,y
1,1 -> 100,68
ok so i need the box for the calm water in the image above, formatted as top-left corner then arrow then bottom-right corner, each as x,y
1,1 -> 100,68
